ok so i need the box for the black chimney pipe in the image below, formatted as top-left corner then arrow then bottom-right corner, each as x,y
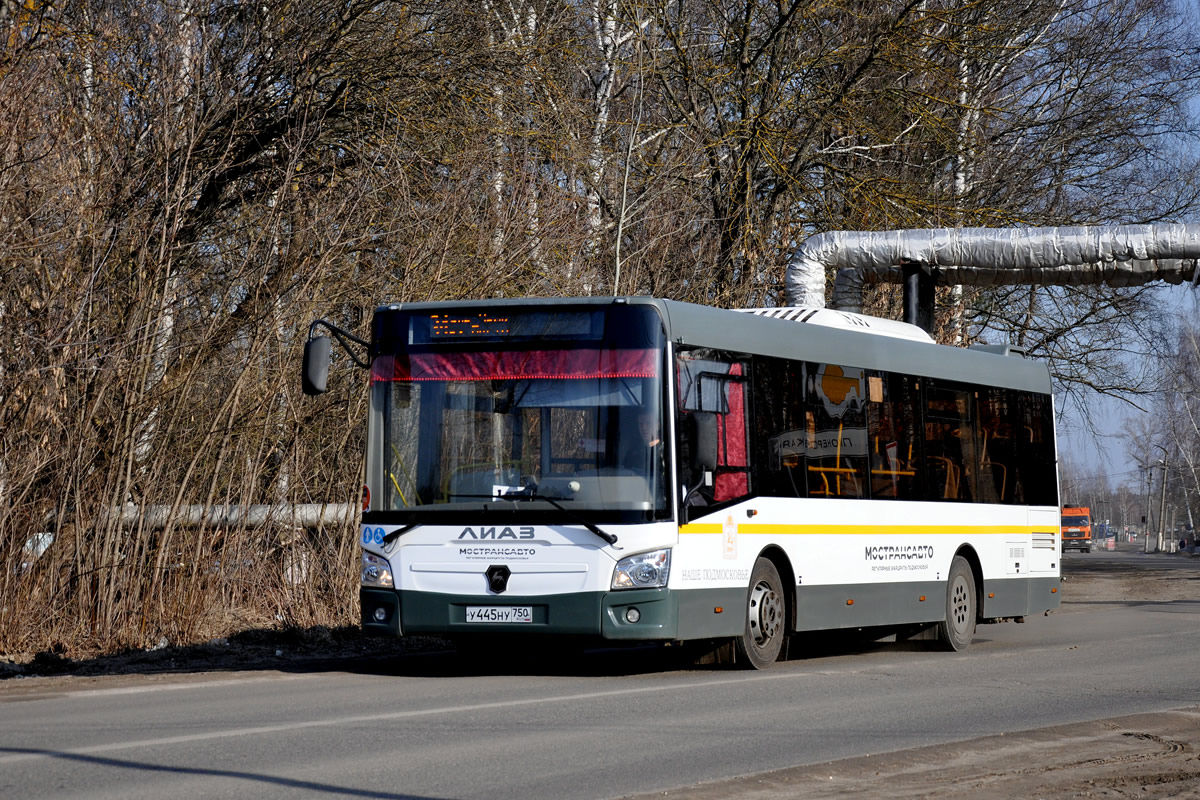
902,262 -> 934,333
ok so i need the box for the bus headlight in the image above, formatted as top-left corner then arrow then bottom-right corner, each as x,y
612,549 -> 671,590
361,552 -> 394,588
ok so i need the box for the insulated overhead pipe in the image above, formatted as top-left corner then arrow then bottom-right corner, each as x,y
787,224 -> 1200,331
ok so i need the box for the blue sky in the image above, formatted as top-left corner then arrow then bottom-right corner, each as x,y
1058,285 -> 1199,488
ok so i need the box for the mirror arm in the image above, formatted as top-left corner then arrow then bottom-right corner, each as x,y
309,320 -> 370,369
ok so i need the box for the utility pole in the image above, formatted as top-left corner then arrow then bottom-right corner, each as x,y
1158,457 -> 1168,553
1144,466 -> 1153,554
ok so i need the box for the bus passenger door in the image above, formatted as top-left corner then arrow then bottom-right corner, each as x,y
676,349 -> 752,511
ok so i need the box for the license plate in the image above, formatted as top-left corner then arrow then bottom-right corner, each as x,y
465,606 -> 533,623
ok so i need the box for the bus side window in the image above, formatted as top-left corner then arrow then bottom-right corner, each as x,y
976,388 -> 1011,504
866,373 -> 921,500
752,356 -> 806,498
1011,391 -> 1056,506
923,382 -> 975,502
805,363 -> 868,499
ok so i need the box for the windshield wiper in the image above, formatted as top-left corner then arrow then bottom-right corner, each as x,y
496,487 -> 619,547
449,489 -> 619,546
382,523 -> 419,544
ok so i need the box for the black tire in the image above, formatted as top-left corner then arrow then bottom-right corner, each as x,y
936,555 -> 977,652
734,557 -> 786,669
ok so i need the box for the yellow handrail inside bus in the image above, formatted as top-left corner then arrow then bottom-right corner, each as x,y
389,472 -> 409,507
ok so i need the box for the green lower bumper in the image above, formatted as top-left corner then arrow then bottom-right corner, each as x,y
361,586 -> 679,640
361,585 -> 747,641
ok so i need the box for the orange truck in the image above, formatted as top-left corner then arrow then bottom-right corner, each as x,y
1061,506 -> 1092,553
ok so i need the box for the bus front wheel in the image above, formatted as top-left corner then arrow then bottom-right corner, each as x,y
735,557 -> 786,669
936,555 -> 976,652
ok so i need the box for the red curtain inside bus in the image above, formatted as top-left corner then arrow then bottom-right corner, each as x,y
714,362 -> 749,502
371,349 -> 659,382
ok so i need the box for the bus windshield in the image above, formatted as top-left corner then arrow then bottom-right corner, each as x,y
369,305 -> 668,522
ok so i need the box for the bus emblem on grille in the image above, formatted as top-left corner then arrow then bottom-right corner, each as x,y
486,565 -> 511,593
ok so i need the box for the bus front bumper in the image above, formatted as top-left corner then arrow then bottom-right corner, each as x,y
360,586 -> 683,640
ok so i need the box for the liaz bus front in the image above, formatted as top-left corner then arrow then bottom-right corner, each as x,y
353,298 -> 680,644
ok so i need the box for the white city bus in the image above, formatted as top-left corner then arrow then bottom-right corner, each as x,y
304,297 -> 1061,668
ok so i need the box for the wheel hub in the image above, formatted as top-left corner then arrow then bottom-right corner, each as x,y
748,580 -> 782,645
950,576 -> 970,629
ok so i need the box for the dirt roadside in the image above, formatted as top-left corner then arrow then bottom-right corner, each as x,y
626,551 -> 1200,800
625,708 -> 1200,800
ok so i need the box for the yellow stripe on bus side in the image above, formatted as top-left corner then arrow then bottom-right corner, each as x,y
680,523 -> 1057,536
681,524 -> 724,534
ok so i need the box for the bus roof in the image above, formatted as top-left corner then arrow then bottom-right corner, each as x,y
737,306 -> 936,343
373,296 -> 1053,395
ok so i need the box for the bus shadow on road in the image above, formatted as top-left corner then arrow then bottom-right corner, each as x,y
339,629 -> 979,678
1,623 -> 1015,682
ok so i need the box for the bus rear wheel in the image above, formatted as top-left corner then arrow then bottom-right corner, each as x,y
936,555 -> 976,652
735,557 -> 786,669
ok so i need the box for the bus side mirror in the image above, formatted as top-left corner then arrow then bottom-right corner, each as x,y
689,412 -> 718,472
302,336 -> 332,395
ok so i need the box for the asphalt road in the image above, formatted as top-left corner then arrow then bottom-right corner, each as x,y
2,550 -> 1198,800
